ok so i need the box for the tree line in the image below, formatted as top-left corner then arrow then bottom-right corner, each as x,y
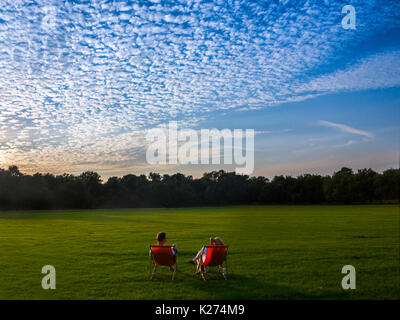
0,165 -> 398,210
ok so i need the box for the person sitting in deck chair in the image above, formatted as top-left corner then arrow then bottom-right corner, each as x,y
187,237 -> 224,267
149,232 -> 178,271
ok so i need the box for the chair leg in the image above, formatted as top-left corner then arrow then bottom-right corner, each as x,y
196,261 -> 205,280
218,260 -> 227,280
195,259 -> 205,280
195,259 -> 200,274
150,264 -> 157,280
172,262 -> 177,280
221,266 -> 227,280
200,265 -> 206,281
200,267 -> 206,281
223,259 -> 228,280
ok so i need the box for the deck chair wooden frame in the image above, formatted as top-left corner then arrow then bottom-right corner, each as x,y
195,245 -> 228,281
149,245 -> 177,280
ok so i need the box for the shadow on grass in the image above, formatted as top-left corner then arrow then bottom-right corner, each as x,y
186,274 -> 313,299
147,267 -> 313,299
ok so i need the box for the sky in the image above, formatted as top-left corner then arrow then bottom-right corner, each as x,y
0,0 -> 399,180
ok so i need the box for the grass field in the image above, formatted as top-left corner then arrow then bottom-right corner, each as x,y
0,205 -> 398,300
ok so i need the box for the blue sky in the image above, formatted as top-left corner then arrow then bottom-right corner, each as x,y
0,0 -> 399,179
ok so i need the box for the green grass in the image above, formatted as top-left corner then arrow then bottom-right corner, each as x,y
0,205 -> 398,299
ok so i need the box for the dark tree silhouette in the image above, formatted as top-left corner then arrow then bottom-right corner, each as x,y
0,165 -> 398,210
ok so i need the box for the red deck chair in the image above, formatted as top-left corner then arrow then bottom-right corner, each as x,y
195,245 -> 228,280
149,245 -> 177,280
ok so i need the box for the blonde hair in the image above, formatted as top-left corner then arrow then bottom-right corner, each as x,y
213,237 -> 224,245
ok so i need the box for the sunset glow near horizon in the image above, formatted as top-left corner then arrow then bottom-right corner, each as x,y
0,0 -> 399,180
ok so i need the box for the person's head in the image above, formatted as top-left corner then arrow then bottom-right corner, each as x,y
157,232 -> 167,245
210,237 -> 224,245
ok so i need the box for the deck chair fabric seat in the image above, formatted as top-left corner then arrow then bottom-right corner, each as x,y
151,246 -> 176,266
149,245 -> 177,280
196,245 -> 228,280
202,245 -> 227,267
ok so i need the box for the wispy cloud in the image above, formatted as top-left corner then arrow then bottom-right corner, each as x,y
294,51 -> 400,97
317,120 -> 373,138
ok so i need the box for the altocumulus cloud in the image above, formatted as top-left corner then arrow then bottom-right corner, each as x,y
0,0 -> 399,175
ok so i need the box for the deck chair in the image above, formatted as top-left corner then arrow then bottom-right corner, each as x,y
195,245 -> 228,280
149,245 -> 177,280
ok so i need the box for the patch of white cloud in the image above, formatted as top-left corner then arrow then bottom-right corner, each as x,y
317,120 -> 373,139
295,51 -> 400,96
